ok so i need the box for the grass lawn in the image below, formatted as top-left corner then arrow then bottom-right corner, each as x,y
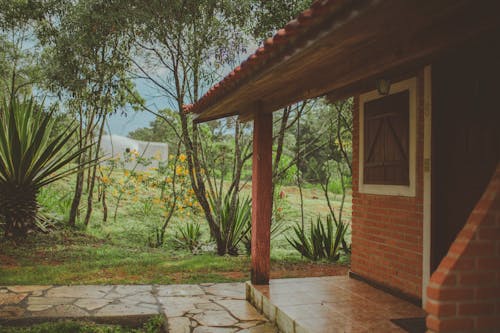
0,316 -> 164,333
0,229 -> 348,285
0,173 -> 351,285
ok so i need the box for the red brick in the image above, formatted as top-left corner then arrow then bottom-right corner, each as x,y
477,257 -> 500,269
430,271 -> 456,286
452,257 -> 476,270
476,315 -> 500,329
426,315 -> 440,331
463,242 -> 496,257
476,286 -> 500,299
427,287 -> 473,301
437,318 -> 474,331
449,240 -> 467,256
477,227 -> 500,240
458,302 -> 495,315
459,271 -> 496,285
425,301 -> 456,317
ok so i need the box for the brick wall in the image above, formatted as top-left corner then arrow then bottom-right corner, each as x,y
425,163 -> 500,333
351,71 -> 425,299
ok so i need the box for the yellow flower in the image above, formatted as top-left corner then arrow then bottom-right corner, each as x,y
165,176 -> 172,184
179,154 -> 187,162
101,176 -> 110,184
176,166 -> 183,176
124,170 -> 130,177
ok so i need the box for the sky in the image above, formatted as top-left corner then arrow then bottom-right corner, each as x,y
106,81 -> 160,136
107,108 -> 155,136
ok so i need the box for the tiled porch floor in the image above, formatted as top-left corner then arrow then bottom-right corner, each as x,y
247,276 -> 426,333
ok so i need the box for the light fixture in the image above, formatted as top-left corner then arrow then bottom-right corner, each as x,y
376,78 -> 391,96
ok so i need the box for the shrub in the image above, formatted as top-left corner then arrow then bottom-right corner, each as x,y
287,214 -> 348,261
208,194 -> 251,255
173,221 -> 203,253
0,97 -> 93,238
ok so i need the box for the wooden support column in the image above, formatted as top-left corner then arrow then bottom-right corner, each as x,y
251,111 -> 272,285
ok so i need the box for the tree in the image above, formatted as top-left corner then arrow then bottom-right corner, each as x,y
119,0 -> 257,255
128,108 -> 179,146
41,0 -> 139,227
0,0 -> 47,100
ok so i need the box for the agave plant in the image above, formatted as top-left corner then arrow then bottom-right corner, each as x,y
287,214 -> 349,261
0,97 -> 94,238
208,194 -> 252,255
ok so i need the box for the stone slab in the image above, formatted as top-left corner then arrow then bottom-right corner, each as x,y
157,284 -> 205,297
168,316 -> 191,333
95,303 -> 159,317
74,298 -> 113,311
192,327 -> 236,333
27,296 -> 75,306
7,286 -> 51,293
46,285 -> 112,299
0,306 -> 25,318
192,310 -> 238,327
204,283 -> 245,299
0,293 -> 27,306
32,304 -> 89,318
216,300 -> 265,321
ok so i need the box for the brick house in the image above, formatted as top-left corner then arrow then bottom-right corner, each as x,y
186,1 -> 500,332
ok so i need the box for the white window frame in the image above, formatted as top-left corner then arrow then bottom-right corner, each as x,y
358,77 -> 417,197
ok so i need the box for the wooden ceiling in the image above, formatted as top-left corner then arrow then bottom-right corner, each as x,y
193,0 -> 500,123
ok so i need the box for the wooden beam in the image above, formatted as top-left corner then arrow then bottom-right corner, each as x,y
251,111 -> 273,285
194,0 -> 500,123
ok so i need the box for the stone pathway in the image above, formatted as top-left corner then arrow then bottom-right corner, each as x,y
0,283 -> 278,332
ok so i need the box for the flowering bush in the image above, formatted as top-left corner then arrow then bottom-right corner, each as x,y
96,150 -> 201,246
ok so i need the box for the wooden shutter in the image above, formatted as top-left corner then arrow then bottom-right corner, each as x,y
364,90 -> 409,185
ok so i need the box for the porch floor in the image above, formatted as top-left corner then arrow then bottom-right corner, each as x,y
246,276 -> 426,333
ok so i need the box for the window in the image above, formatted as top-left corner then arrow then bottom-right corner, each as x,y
359,78 -> 416,196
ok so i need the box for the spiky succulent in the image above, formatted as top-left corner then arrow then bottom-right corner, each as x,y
0,97 -> 93,237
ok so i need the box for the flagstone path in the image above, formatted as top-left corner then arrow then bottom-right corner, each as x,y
0,283 -> 278,332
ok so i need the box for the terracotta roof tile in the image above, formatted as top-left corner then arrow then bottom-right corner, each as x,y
184,0 -> 346,115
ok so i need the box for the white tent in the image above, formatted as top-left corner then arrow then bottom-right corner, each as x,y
98,135 -> 168,171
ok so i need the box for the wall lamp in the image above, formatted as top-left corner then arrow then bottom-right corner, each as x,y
376,78 -> 391,96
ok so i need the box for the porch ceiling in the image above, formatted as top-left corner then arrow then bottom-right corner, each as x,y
190,0 -> 500,123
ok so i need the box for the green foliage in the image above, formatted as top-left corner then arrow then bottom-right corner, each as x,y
127,109 -> 180,146
38,186 -> 73,222
287,214 -> 348,261
0,97 -> 93,236
243,190 -> 290,253
173,221 -> 202,254
208,195 -> 251,255
0,316 -> 165,332
251,0 -> 313,40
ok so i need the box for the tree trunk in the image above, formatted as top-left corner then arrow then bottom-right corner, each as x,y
68,104 -> 87,228
84,114 -> 107,227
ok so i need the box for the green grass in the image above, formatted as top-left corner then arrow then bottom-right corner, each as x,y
0,316 -> 164,333
1,172 -> 352,285
0,230 -> 251,284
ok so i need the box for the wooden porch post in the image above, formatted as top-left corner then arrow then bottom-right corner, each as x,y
251,111 -> 272,285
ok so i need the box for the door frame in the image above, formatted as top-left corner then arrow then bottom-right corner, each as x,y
422,65 -> 432,306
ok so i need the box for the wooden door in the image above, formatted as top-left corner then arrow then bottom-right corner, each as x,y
431,38 -> 500,271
